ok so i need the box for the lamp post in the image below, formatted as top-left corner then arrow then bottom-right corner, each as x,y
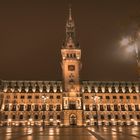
93,95 -> 100,128
42,95 -> 48,130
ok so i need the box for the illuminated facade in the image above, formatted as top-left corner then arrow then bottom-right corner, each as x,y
0,8 -> 140,127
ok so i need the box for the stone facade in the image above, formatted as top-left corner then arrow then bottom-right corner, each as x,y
0,8 -> 140,126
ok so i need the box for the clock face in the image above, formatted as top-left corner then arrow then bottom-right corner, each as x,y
68,65 -> 75,71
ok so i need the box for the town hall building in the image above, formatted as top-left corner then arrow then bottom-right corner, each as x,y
0,8 -> 140,127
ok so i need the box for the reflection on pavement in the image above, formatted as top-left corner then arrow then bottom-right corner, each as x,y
0,126 -> 140,140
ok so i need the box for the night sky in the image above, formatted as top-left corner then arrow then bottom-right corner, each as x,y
0,0 -> 140,81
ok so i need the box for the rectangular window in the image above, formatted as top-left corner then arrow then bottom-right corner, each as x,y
35,96 -> 39,99
19,105 -> 24,111
56,96 -> 60,99
42,105 -> 46,111
4,105 -> 9,111
69,104 -> 76,110
34,105 -> 39,111
6,95 -> 10,99
133,96 -> 137,99
34,115 -> 38,120
129,115 -> 133,119
5,115 -> 8,119
106,96 -> 110,99
108,115 -> 111,119
107,105 -> 111,111
12,105 -> 16,111
115,115 -> 118,119
28,96 -> 32,99
93,105 -> 97,111
126,96 -> 130,99
113,96 -> 117,99
56,105 -> 61,111
100,105 -> 104,111
135,105 -> 139,111
114,105 -> 118,111
99,96 -> 103,99
57,115 -> 60,120
86,115 -> 90,119
137,115 -> 140,119
50,96 -> 53,99
20,115 -> 23,119
120,96 -> 123,99
85,96 -> 89,99
121,105 -> 125,111
21,95 -> 25,99
85,105 -> 90,111
27,105 -> 31,111
12,115 -> 16,120
49,105 -> 53,111
101,115 -> 104,119
128,105 -> 132,111
14,95 -> 17,99
122,115 -> 126,119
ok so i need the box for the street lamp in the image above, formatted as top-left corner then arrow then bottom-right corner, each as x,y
92,95 -> 100,128
29,118 -> 32,126
42,95 -> 48,130
8,118 -> 11,126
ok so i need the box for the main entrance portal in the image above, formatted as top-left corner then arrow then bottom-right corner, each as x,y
70,114 -> 77,125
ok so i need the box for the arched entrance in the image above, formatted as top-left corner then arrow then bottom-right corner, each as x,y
69,114 -> 77,125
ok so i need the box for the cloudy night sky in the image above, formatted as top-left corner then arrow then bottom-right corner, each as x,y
0,0 -> 140,81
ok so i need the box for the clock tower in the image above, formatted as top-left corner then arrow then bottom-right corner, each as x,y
61,7 -> 82,96
61,8 -> 83,126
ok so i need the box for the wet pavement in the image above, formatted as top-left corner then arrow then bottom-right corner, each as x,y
0,127 -> 97,140
0,126 -> 140,140
87,126 -> 140,140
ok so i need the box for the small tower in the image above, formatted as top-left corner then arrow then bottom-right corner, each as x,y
61,7 -> 82,96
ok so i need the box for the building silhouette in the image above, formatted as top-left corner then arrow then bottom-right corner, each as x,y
0,8 -> 140,126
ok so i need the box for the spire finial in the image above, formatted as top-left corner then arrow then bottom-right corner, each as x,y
69,4 -> 72,21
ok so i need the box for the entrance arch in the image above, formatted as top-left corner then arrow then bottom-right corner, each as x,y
69,114 -> 77,125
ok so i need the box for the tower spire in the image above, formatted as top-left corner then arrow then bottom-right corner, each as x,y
69,6 -> 72,21
65,6 -> 76,48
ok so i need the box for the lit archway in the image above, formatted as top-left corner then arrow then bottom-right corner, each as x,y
69,114 -> 77,125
